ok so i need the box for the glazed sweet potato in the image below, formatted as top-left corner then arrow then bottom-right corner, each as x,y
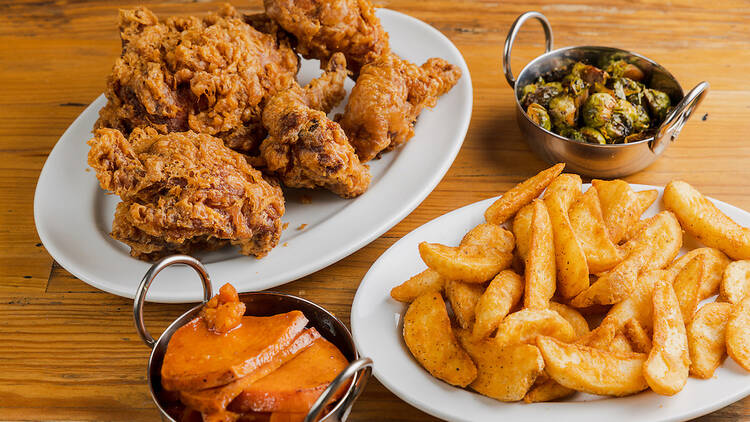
162,311 -> 308,391
180,328 -> 321,414
229,337 -> 349,413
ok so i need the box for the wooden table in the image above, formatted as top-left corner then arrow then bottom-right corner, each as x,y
1,0 -> 748,420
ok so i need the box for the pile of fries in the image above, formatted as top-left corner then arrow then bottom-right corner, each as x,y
391,163 -> 750,402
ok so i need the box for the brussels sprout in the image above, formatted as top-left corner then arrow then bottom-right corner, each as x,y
605,59 -> 645,81
644,89 -> 671,121
601,113 -> 632,142
558,127 -> 585,142
633,103 -> 651,132
582,93 -> 617,128
614,99 -> 638,127
548,94 -> 578,128
569,61 -> 608,85
521,82 -> 563,109
580,126 -> 607,144
526,103 -> 552,130
563,74 -> 587,96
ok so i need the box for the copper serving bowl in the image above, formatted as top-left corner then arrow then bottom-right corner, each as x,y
503,11 -> 709,178
133,255 -> 372,422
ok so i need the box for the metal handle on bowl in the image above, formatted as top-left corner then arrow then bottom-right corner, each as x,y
503,11 -> 554,88
304,357 -> 373,422
133,255 -> 213,348
650,81 -> 709,155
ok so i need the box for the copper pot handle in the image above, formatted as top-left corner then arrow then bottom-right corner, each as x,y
503,11 -> 554,88
133,255 -> 213,348
304,357 -> 373,422
649,81 -> 709,155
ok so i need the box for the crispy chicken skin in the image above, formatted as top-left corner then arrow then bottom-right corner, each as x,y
88,127 -> 285,261
95,5 -> 299,154
338,53 -> 462,162
259,53 -> 371,198
264,0 -> 389,76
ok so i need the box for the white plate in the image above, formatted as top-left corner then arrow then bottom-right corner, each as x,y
33,9 -> 472,303
351,184 -> 750,422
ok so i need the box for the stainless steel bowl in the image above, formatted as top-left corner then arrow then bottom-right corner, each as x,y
503,11 -> 709,178
133,255 -> 372,422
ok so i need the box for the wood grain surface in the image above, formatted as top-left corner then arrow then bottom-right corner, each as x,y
1,0 -> 749,420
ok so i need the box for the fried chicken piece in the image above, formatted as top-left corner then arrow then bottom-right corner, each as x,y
88,127 -> 285,261
259,53 -> 371,198
264,0 -> 389,75
96,5 -> 299,155
338,53 -> 462,162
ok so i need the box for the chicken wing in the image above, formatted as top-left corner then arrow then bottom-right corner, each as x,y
259,53 -> 371,198
264,0 -> 389,75
338,53 -> 462,162
96,5 -> 299,155
88,127 -> 285,261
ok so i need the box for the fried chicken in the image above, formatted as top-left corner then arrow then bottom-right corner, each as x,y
338,53 -> 462,162
88,127 -> 285,261
258,53 -> 371,198
96,5 -> 299,155
264,0 -> 389,76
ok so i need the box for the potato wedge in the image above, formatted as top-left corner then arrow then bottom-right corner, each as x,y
485,163 -> 565,225
544,174 -> 589,299
460,222 -> 515,251
578,322 -> 618,350
667,248 -> 730,300
673,255 -> 704,323
571,212 -> 681,307
622,190 -> 659,240
608,332 -> 634,354
549,302 -> 590,339
569,186 -> 624,274
523,377 -> 575,403
512,203 -> 534,264
719,260 -> 750,304
403,292 -> 477,387
596,269 -> 663,332
537,336 -> 649,396
524,199 -> 556,309
472,270 -> 524,339
644,278 -> 690,396
445,280 -> 485,329
687,302 -> 732,378
664,180 -> 750,260
457,330 -> 544,401
726,297 -> 750,372
623,319 -> 652,354
593,180 -> 655,244
391,269 -> 443,303
495,308 -> 576,346
419,242 -> 513,284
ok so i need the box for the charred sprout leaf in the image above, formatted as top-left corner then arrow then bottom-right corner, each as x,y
563,74 -> 587,96
559,127 -> 585,142
548,94 -> 578,128
521,82 -> 563,109
644,89 -> 671,121
582,93 -> 617,128
601,113 -> 632,142
624,130 -> 653,143
527,103 -> 552,130
580,126 -> 607,144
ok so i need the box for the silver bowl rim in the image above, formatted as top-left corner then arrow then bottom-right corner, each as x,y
513,44 -> 685,149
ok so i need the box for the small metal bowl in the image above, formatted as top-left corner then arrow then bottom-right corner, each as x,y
503,11 -> 709,178
133,255 -> 372,422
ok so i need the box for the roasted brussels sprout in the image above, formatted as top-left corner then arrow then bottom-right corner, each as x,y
644,88 -> 672,121
580,126 -> 607,144
548,94 -> 578,128
526,103 -> 552,130
582,93 -> 617,128
519,59 -> 670,144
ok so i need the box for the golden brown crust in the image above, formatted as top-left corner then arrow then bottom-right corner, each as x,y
338,53 -> 461,161
96,5 -> 299,154
259,53 -> 371,198
88,127 -> 285,260
264,0 -> 390,75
